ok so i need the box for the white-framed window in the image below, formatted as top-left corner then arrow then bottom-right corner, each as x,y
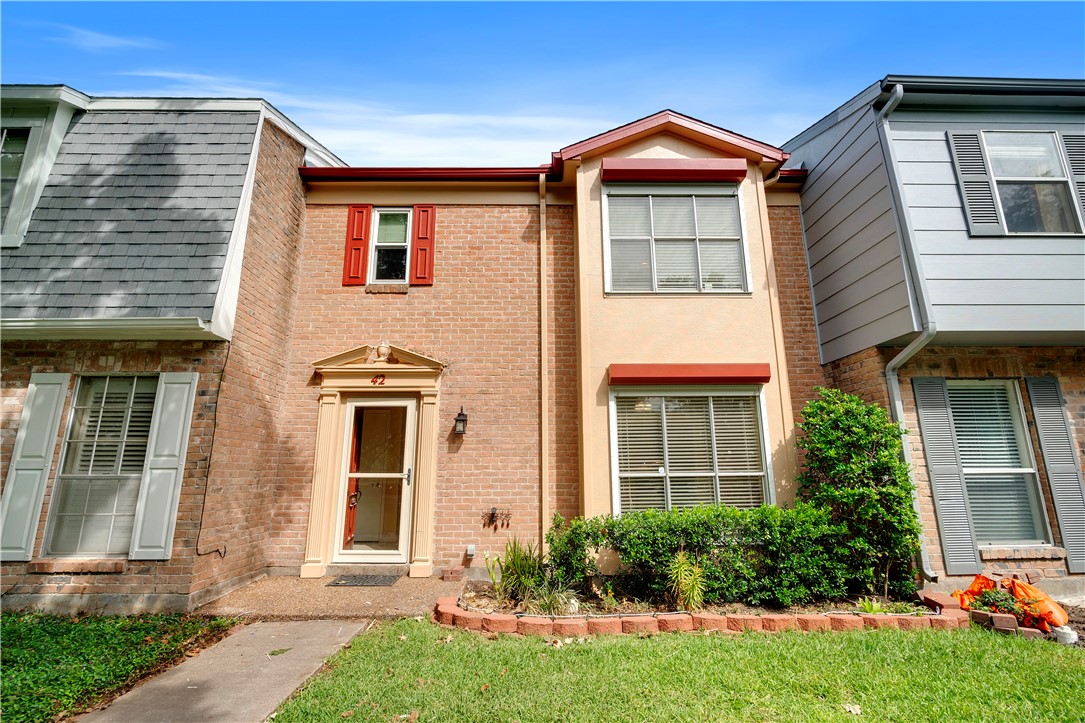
0,118 -> 46,239
603,185 -> 749,293
983,131 -> 1082,234
609,386 -> 771,513
369,208 -> 412,284
946,379 -> 1050,545
43,376 -> 158,557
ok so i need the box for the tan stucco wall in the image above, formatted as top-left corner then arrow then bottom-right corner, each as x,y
573,134 -> 799,517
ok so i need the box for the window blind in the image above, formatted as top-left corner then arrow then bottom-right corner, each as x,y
616,394 -> 765,512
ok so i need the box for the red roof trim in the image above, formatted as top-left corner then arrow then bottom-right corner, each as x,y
561,110 -> 786,163
600,158 -> 747,183
300,165 -> 557,182
608,363 -> 772,386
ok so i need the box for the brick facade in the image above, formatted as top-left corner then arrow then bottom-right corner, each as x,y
271,202 -> 579,574
0,340 -> 227,612
768,205 -> 831,422
188,121 -> 308,603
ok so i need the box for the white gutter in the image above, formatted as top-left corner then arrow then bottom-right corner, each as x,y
875,83 -> 938,582
0,317 -> 223,340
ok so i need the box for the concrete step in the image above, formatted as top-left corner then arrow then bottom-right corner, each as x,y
325,563 -> 409,577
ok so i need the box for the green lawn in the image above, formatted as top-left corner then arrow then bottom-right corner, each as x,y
1,612 -> 236,723
277,618 -> 1084,723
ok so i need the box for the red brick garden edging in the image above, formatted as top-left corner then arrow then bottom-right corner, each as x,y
432,590 -> 1045,638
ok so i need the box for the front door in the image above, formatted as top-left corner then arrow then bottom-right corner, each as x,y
337,398 -> 417,563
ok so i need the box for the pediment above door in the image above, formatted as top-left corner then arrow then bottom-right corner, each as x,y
313,343 -> 445,392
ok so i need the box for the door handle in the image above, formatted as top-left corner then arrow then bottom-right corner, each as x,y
405,468 -> 412,486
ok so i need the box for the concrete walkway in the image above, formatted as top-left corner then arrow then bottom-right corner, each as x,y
80,620 -> 365,722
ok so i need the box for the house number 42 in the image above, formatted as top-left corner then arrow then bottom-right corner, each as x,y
370,374 -> 386,385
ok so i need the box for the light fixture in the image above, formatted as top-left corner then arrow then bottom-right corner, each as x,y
454,407 -> 468,435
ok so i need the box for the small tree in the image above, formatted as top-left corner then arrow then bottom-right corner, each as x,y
796,388 -> 920,598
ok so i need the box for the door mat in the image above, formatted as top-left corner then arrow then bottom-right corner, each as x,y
327,575 -> 401,587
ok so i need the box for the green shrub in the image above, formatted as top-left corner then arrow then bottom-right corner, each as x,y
796,387 -> 921,598
596,503 -> 848,607
545,513 -> 604,589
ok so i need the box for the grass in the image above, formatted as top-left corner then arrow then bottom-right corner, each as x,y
276,618 -> 1085,723
1,612 -> 236,723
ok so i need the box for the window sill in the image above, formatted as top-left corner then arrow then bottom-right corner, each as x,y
28,559 -> 127,574
365,284 -> 409,294
978,545 -> 1065,561
604,291 -> 752,298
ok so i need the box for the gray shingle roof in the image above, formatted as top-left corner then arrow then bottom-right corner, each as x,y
1,110 -> 259,320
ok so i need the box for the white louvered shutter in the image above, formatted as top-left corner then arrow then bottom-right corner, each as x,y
948,132 -> 1003,236
947,383 -> 1043,544
1026,377 -> 1085,574
129,372 -> 198,560
912,378 -> 982,575
0,373 -> 70,561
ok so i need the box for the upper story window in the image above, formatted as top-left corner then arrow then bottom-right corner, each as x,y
342,204 -> 436,287
1,127 -> 32,228
0,118 -> 47,243
371,208 -> 412,283
948,130 -> 1085,237
984,132 -> 1080,234
604,186 -> 747,293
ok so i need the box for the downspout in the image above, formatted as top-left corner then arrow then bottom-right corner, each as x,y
876,82 -> 938,582
539,174 -> 551,549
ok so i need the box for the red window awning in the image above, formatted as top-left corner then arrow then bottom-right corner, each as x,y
608,363 -> 771,386
600,158 -> 748,183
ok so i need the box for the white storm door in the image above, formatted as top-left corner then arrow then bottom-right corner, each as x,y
336,398 -> 417,563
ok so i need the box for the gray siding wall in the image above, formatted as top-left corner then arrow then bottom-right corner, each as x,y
888,109 -> 1085,333
785,104 -> 918,363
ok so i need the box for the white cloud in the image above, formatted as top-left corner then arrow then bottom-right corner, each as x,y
49,25 -> 162,52
99,70 -> 619,166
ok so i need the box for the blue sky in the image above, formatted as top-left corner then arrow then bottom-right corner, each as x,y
3,2 -> 1083,165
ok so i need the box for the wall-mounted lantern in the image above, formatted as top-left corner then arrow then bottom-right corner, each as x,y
453,407 -> 468,435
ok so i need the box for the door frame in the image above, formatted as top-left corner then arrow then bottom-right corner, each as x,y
333,397 -> 418,564
301,343 -> 444,579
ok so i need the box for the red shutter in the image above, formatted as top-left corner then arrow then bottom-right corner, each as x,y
342,205 -> 372,286
410,204 -> 436,285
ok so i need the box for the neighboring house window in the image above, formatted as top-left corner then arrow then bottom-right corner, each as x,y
945,380 -> 1047,545
912,375 -> 1085,577
984,132 -> 1080,234
605,188 -> 747,292
948,130 -> 1085,236
613,390 -> 767,513
1,127 -> 31,228
342,204 -> 436,286
45,376 -> 157,556
0,371 -> 199,562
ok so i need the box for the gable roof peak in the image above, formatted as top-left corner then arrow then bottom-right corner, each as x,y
560,109 -> 786,164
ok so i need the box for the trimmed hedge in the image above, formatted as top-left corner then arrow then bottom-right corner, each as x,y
547,504 -> 851,607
